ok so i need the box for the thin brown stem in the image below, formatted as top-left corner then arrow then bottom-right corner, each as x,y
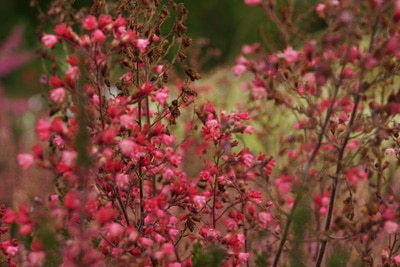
315,91 -> 362,267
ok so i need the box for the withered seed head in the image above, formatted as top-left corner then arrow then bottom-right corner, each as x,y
184,66 -> 201,81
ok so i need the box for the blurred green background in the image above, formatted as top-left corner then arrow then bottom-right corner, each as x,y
0,0 -> 323,97
0,0 -> 266,98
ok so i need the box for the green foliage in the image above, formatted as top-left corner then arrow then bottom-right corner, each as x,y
290,194 -> 312,267
254,250 -> 269,267
191,242 -> 226,267
326,244 -> 350,267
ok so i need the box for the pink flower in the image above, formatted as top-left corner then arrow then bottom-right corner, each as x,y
98,14 -> 113,30
28,251 -> 45,266
83,15 -> 97,30
193,195 -> 207,210
244,0 -> 262,6
92,29 -> 106,43
61,151 -> 77,167
346,168 -> 367,185
134,38 -> 150,52
151,86 -> 170,105
17,153 -> 34,170
240,151 -> 254,168
152,34 -> 160,42
49,75 -> 64,87
252,86 -> 267,99
394,254 -> 400,264
41,34 -> 59,48
120,114 -> 135,129
384,221 -> 399,234
242,43 -> 259,54
53,135 -> 65,149
258,211 -> 272,227
50,87 -> 66,104
65,66 -> 80,88
139,237 -> 153,248
347,140 -> 358,150
107,223 -> 125,238
115,173 -> 129,188
155,65 -> 164,74
238,252 -> 250,263
385,148 -> 396,155
232,64 -> 247,76
315,3 -> 326,18
20,224 -> 32,235
5,245 -> 18,258
283,47 -> 299,64
119,139 -> 135,155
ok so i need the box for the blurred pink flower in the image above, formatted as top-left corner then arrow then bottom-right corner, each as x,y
17,153 -> 34,170
134,39 -> 150,52
82,15 -> 97,30
50,87 -> 66,104
384,221 -> 399,234
283,47 -> 299,64
244,0 -> 262,6
41,34 -> 59,48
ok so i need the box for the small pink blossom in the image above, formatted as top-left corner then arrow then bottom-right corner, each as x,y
120,114 -> 135,129
53,135 -> 65,149
232,64 -> 247,76
115,173 -> 129,188
92,29 -> 106,43
238,252 -> 250,263
28,251 -> 45,266
41,34 -> 59,48
151,86 -> 170,105
347,140 -> 358,150
134,38 -> 150,52
139,237 -> 153,248
385,148 -> 396,156
258,211 -> 272,227
61,151 -> 77,167
5,245 -> 18,258
20,224 -> 32,235
155,65 -> 164,74
65,66 -> 80,88
394,254 -> 400,264
283,47 -> 299,64
152,34 -> 160,42
193,195 -> 207,210
240,151 -> 254,168
98,14 -> 113,31
83,15 -> 97,30
252,86 -> 267,99
242,43 -> 259,54
50,87 -> 66,104
315,3 -> 326,18
17,153 -> 34,170
384,220 -> 399,234
244,125 -> 253,134
119,139 -> 135,155
244,0 -> 262,6
107,222 -> 125,238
